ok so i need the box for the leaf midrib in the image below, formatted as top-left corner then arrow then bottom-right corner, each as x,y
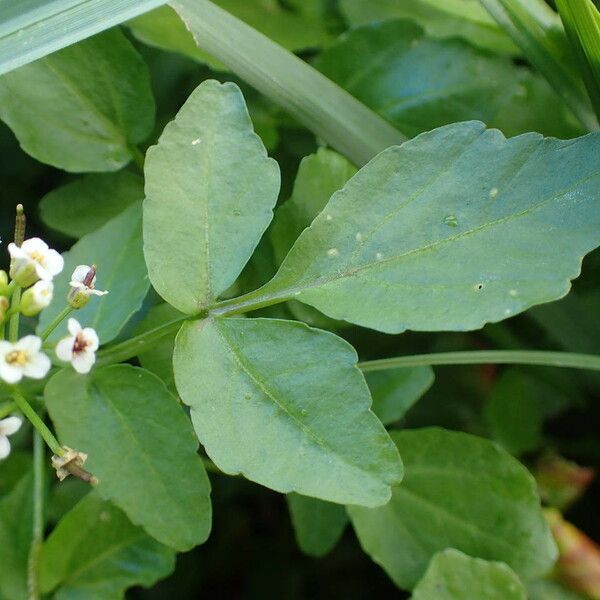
214,320 -> 386,486
270,168 -> 598,300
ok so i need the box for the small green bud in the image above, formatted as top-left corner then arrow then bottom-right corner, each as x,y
0,271 -> 8,295
9,259 -> 38,288
20,281 -> 54,317
67,287 -> 91,309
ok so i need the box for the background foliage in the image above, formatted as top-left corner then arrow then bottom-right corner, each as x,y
1,0 -> 600,598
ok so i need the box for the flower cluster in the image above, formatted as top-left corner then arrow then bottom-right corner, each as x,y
1,230 -> 107,463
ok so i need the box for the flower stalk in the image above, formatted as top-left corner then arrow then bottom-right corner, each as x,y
39,306 -> 73,342
11,392 -> 63,457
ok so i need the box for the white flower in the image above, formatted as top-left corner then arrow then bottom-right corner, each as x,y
8,238 -> 64,287
56,319 -> 99,374
20,280 -> 54,316
69,265 -> 108,297
0,416 -> 22,460
0,336 -> 51,384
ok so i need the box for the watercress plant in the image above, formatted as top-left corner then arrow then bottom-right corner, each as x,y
1,1 -> 600,598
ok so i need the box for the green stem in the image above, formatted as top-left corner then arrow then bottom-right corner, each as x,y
0,401 -> 17,419
8,287 -> 21,342
39,306 -> 72,342
28,430 -> 44,600
209,287 -> 292,317
358,350 -> 600,372
3,279 -> 17,297
12,392 -> 63,456
95,316 -> 187,367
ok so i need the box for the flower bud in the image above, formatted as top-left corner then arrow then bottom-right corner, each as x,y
20,281 -> 53,317
8,238 -> 64,288
67,265 -> 107,309
67,286 -> 91,309
9,259 -> 38,288
0,297 -> 9,325
0,271 -> 8,296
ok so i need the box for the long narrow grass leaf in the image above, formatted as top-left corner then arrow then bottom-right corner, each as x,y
170,0 -> 406,165
0,0 -> 168,76
481,0 -> 598,131
555,0 -> 600,122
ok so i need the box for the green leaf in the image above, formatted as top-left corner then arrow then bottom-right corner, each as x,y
0,29 -> 155,172
480,0 -> 598,131
339,0 -> 518,55
411,549 -> 526,599
0,0 -> 167,76
0,473 -> 32,600
173,317 -> 403,506
555,0 -> 600,122
144,79 -> 280,315
135,303 -> 184,392
316,20 -> 582,139
529,291 -> 600,354
366,367 -> 434,425
127,6 -> 220,67
287,493 -> 348,557
39,171 -> 144,239
348,428 -> 557,589
45,365 -> 212,551
271,148 -> 357,266
270,148 -> 356,329
129,0 -> 331,67
236,121 -> 600,334
37,202 -> 150,344
214,0 -> 332,51
170,0 -> 406,165
40,492 -> 175,599
484,369 -> 571,456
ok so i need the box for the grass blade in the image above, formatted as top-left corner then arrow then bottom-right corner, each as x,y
0,0 -> 168,76
480,0 -> 599,131
555,0 -> 600,122
170,0 -> 406,165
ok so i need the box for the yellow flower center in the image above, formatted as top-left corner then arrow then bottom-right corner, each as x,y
5,350 -> 28,366
29,251 -> 44,263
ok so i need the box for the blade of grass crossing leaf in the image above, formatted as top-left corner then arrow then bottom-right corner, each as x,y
0,0 -> 168,76
480,0 -> 599,131
555,0 -> 600,122
170,0 -> 405,165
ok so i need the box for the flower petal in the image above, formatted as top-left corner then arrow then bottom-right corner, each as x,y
0,416 -> 22,436
43,250 -> 64,277
82,328 -> 99,351
90,289 -> 109,296
22,238 -> 49,254
16,335 -> 42,353
72,350 -> 95,374
34,262 -> 52,280
67,318 -> 82,336
71,265 -> 92,284
23,351 -> 51,379
0,341 -> 13,359
0,436 -> 11,460
7,243 -> 27,260
0,362 -> 22,384
56,337 -> 75,362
